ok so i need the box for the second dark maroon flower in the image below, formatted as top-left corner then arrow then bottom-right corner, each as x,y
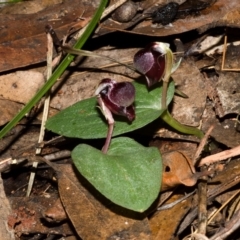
133,42 -> 167,87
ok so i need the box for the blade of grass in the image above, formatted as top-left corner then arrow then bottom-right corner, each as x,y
0,0 -> 108,139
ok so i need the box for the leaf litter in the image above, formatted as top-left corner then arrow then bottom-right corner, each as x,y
0,0 -> 240,239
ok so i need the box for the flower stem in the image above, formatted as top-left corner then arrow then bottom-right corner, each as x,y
161,81 -> 168,109
161,110 -> 204,139
102,122 -> 114,154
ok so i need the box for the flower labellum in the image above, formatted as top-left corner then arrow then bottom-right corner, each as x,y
95,78 -> 135,122
134,42 -> 179,87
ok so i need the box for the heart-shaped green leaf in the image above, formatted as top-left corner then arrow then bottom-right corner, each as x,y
72,137 -> 162,212
46,81 -> 174,139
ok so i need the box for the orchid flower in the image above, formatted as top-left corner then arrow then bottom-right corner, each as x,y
95,79 -> 135,153
134,42 -> 181,108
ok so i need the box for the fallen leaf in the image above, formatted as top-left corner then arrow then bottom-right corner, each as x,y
0,176 -> 14,240
99,0 -> 240,37
0,0 -> 63,14
57,164 -> 152,240
161,151 -> 196,191
0,99 -> 23,126
0,0 -> 93,72
0,71 -> 44,104
149,193 -> 193,240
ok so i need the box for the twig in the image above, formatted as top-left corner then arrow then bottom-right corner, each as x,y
199,145 -> 240,166
26,31 -> 53,197
193,125 -> 214,165
195,127 -> 214,235
157,190 -> 196,211
197,170 -> 208,235
44,150 -> 71,161
0,157 -> 26,173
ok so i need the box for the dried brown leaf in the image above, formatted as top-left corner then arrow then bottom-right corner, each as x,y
99,0 -> 240,37
161,151 -> 196,191
0,177 -> 14,240
0,0 -> 93,72
0,0 -> 63,14
149,193 -> 192,240
0,71 -> 44,104
57,164 -> 151,240
0,99 -> 23,126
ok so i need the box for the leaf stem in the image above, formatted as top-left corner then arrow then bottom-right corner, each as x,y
161,110 -> 204,139
0,0 -> 108,139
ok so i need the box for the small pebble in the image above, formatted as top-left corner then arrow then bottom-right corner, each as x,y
112,1 -> 138,23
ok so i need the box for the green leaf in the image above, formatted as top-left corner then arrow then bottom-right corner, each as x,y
72,137 -> 162,212
46,81 -> 175,139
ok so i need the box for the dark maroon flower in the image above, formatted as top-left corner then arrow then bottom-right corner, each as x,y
134,42 -> 181,109
95,78 -> 135,121
134,42 -> 167,87
133,41 -> 181,88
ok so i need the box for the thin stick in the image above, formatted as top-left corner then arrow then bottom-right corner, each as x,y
157,190 -> 196,211
195,127 -> 214,235
221,34 -> 227,71
193,125 -> 214,165
26,31 -> 53,197
197,170 -> 208,235
199,145 -> 240,166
